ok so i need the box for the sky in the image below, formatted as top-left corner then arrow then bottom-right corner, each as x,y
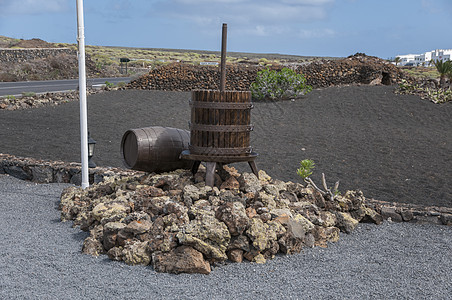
0,0 -> 451,58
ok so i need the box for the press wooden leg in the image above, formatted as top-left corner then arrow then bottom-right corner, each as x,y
205,162 -> 217,187
248,161 -> 259,177
191,161 -> 201,175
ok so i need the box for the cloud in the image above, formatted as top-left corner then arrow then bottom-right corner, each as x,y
0,0 -> 70,15
239,25 -> 289,37
422,0 -> 452,16
281,0 -> 333,4
153,0 -> 335,33
298,28 -> 335,39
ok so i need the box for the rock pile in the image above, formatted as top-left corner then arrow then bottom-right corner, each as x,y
0,88 -> 117,111
1,90 -> 84,110
298,53 -> 403,88
127,53 -> 403,92
0,48 -> 74,63
127,63 -> 262,91
60,165 -> 383,275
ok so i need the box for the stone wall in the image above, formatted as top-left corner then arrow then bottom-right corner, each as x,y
1,153 -> 450,226
0,153 -> 143,185
128,53 -> 405,91
0,48 -> 76,63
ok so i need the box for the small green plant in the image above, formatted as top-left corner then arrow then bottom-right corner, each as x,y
251,67 -> 312,100
258,58 -> 269,65
21,92 -> 36,97
104,81 -> 115,88
297,159 -> 340,201
296,159 -> 315,179
5,95 -> 16,100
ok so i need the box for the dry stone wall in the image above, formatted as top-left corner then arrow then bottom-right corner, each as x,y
298,53 -> 401,88
0,48 -> 76,63
2,153 -> 450,228
0,153 -> 143,185
128,63 -> 261,91
128,53 -> 404,91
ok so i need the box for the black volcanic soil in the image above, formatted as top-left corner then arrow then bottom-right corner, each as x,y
0,85 -> 451,207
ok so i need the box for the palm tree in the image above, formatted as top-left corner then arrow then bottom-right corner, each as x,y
447,66 -> 452,88
432,59 -> 452,88
394,56 -> 401,66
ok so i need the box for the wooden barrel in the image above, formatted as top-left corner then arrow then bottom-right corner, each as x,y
189,90 -> 253,157
121,126 -> 193,173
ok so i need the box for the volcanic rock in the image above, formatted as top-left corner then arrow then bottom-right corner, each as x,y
59,168 -> 383,274
152,246 -> 211,275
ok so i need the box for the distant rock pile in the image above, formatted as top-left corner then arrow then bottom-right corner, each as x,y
127,63 -> 261,91
0,48 -> 74,63
127,53 -> 403,92
299,53 -> 402,88
0,89 -> 101,110
60,166 -> 382,275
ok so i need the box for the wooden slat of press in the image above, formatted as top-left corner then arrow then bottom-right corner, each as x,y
219,91 -> 225,151
231,91 -> 238,150
225,91 -> 231,150
190,91 -> 197,149
213,90 -> 220,149
208,91 -> 215,148
202,90 -> 208,149
238,92 -> 244,153
245,91 -> 251,153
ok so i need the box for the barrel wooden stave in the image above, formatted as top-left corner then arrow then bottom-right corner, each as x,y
121,126 -> 192,173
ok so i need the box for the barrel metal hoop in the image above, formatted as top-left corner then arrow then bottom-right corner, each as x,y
190,123 -> 254,132
189,145 -> 252,155
189,101 -> 254,110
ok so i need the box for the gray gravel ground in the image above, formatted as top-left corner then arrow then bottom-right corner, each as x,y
1,174 -> 451,300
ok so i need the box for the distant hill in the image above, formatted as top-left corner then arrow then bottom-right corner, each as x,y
0,35 -> 342,82
0,36 -> 59,49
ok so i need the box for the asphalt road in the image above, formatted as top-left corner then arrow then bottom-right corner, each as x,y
0,77 -> 130,97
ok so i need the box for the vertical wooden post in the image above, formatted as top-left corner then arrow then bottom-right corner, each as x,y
220,23 -> 227,92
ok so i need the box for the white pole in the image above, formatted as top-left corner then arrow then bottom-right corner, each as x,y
76,0 -> 89,189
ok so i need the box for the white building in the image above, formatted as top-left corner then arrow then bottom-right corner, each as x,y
414,51 -> 432,66
430,49 -> 452,63
395,49 -> 452,66
396,54 -> 417,66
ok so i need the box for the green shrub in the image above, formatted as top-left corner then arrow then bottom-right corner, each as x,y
258,58 -> 269,65
21,92 -> 36,97
251,68 -> 312,100
296,159 -> 315,179
104,81 -> 115,88
297,159 -> 340,200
